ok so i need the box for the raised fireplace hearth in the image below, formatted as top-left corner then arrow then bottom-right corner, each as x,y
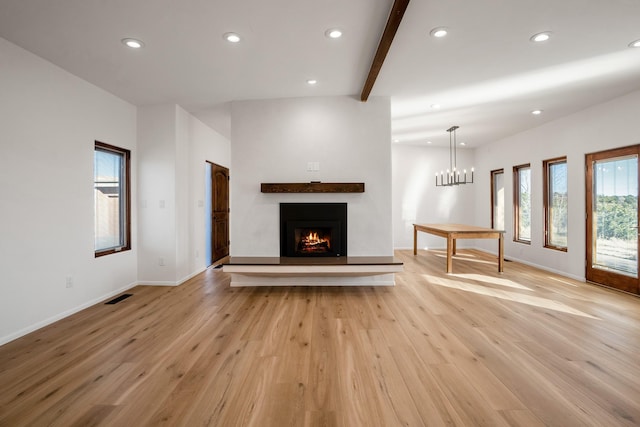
280,203 -> 347,257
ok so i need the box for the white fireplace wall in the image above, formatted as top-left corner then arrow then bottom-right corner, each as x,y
230,96 -> 393,257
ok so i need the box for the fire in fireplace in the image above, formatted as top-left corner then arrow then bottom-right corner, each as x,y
280,203 -> 347,257
295,227 -> 332,255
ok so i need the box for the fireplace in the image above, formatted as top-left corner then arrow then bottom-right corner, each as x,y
280,203 -> 347,257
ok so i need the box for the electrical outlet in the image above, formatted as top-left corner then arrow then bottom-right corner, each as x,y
159,257 -> 165,266
66,276 -> 73,288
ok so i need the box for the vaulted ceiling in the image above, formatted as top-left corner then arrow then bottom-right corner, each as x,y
1,0 -> 639,146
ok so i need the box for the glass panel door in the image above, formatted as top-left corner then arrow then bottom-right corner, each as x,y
586,146 -> 640,294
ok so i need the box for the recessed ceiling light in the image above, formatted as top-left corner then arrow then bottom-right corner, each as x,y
427,141 -> 432,144
531,109 -> 543,115
393,139 -> 399,143
223,32 -> 241,43
530,31 -> 552,43
121,38 -> 144,49
430,103 -> 441,110
460,142 -> 466,146
629,39 -> 640,48
307,79 -> 318,85
430,27 -> 448,38
325,29 -> 343,39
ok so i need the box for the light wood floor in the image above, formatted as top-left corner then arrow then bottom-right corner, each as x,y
1,250 -> 640,426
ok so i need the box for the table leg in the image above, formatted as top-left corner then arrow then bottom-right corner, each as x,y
498,234 -> 504,273
452,238 -> 456,255
446,234 -> 453,273
413,226 -> 417,255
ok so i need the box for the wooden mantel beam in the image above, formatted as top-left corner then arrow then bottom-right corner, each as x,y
360,0 -> 410,102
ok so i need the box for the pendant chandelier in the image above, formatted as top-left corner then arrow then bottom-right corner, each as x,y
435,125 -> 474,186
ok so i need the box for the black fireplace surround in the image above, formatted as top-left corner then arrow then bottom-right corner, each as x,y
280,203 -> 347,257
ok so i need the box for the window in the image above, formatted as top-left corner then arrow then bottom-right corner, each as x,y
543,157 -> 568,251
491,169 -> 505,230
513,163 -> 531,243
94,141 -> 131,257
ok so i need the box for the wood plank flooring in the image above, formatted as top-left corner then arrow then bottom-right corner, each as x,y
1,249 -> 640,426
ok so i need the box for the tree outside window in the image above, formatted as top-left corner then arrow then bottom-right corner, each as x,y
544,157 -> 568,250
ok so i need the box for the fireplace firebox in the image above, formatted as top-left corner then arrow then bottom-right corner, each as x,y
280,203 -> 347,257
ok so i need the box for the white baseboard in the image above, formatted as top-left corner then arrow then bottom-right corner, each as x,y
178,267 -> 206,285
138,267 -> 206,287
0,281 -> 138,347
505,256 -> 585,282
137,281 -> 178,287
469,247 -> 585,282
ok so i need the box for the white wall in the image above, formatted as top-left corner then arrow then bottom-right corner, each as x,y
194,102 -> 232,140
474,90 -> 640,280
176,107 -> 190,282
392,144 -> 476,249
188,112 -> 231,272
0,37 -> 138,345
230,96 -> 393,256
137,104 -> 231,284
137,105 -> 178,283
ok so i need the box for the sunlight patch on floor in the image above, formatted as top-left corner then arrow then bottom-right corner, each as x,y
452,273 -> 531,291
423,274 -> 599,320
432,253 -> 495,266
547,276 -> 579,288
428,250 -> 477,258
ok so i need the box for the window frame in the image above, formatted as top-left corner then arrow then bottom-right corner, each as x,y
543,156 -> 568,252
490,168 -> 505,230
513,163 -> 532,244
94,141 -> 131,257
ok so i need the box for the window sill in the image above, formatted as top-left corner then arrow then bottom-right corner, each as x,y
544,245 -> 567,252
513,239 -> 531,245
95,246 -> 131,258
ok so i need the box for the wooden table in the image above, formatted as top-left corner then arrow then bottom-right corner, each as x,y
413,223 -> 504,273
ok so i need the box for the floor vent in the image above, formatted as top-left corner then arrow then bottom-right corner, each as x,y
105,294 -> 133,305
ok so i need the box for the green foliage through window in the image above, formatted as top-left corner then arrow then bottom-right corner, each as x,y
595,195 -> 638,240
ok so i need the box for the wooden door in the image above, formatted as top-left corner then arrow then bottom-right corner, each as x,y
586,145 -> 640,294
211,163 -> 229,263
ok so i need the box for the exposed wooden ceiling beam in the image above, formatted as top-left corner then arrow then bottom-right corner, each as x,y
360,0 -> 410,102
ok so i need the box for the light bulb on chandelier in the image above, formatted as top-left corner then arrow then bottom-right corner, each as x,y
435,126 -> 474,187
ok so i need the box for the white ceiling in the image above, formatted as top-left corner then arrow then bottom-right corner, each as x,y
1,0 -> 639,146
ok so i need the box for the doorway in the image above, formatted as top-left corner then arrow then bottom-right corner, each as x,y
205,162 -> 229,266
586,145 -> 639,294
